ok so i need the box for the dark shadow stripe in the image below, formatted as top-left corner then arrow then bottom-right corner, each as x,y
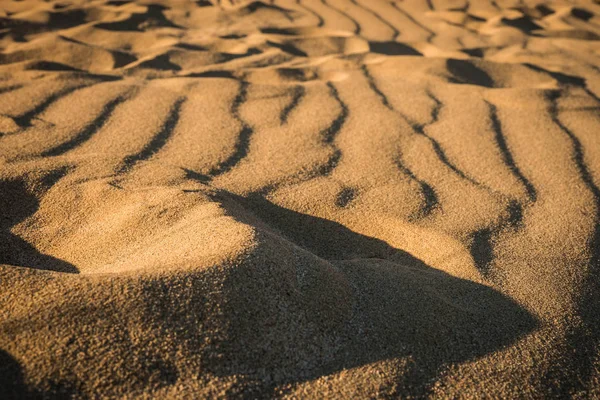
296,0 -> 324,27
335,186 -> 357,208
322,0 -> 360,35
0,83 -> 24,95
208,81 -> 253,177
350,0 -> 399,40
524,63 -> 600,104
390,2 -> 435,42
119,96 -> 185,172
280,85 -> 305,124
232,82 -> 348,195
283,82 -> 348,181
363,68 -> 515,219
486,101 -> 537,202
13,83 -> 91,128
411,91 -> 482,186
314,148 -> 342,177
360,67 -> 440,218
470,228 -> 494,278
361,65 -> 392,110
266,40 -> 308,57
321,82 -> 348,145
42,90 -> 133,157
544,90 -> 600,396
394,157 -> 440,219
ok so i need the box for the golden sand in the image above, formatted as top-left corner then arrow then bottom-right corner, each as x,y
1,0 -> 600,397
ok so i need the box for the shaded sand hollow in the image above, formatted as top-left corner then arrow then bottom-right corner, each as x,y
1,0 -> 600,397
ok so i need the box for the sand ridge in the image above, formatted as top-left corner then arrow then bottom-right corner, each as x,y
1,0 -> 600,397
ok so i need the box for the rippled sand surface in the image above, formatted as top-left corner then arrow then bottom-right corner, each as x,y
1,0 -> 600,397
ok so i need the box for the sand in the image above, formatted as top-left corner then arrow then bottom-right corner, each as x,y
0,0 -> 599,397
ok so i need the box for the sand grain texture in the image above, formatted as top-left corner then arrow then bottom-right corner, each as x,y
1,0 -> 600,398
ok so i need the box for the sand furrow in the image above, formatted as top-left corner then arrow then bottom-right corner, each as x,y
296,0 -> 324,27
486,101 -> 537,202
359,64 -> 440,218
327,0 -> 391,40
351,0 -> 400,40
244,80 -> 349,193
118,97 -> 186,173
366,74 -> 473,187
0,80 -> 134,159
321,0 -> 360,35
363,64 -> 502,201
11,83 -> 93,129
206,80 -> 252,178
394,156 -> 440,220
547,91 -> 600,393
406,89 -> 509,198
41,90 -> 135,157
307,82 -> 347,178
0,83 -> 24,95
390,1 -> 436,42
57,84 -> 183,177
360,64 -> 393,110
279,85 -> 305,125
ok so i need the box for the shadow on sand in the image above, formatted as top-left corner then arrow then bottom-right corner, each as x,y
0,350 -> 78,399
0,350 -> 30,399
0,186 -> 537,397
0,179 -> 77,273
198,190 -> 538,396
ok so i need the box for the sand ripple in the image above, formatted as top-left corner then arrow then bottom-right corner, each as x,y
1,0 -> 600,397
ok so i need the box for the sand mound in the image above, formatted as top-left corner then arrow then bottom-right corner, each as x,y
1,0 -> 600,397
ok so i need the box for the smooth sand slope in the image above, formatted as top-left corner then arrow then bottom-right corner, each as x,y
1,0 -> 600,397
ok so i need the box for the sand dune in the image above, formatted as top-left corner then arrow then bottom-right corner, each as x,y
1,0 -> 600,397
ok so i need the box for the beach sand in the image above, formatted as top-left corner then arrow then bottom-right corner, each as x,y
1,0 -> 600,397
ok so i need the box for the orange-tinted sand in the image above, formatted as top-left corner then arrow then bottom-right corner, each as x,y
1,0 -> 600,397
